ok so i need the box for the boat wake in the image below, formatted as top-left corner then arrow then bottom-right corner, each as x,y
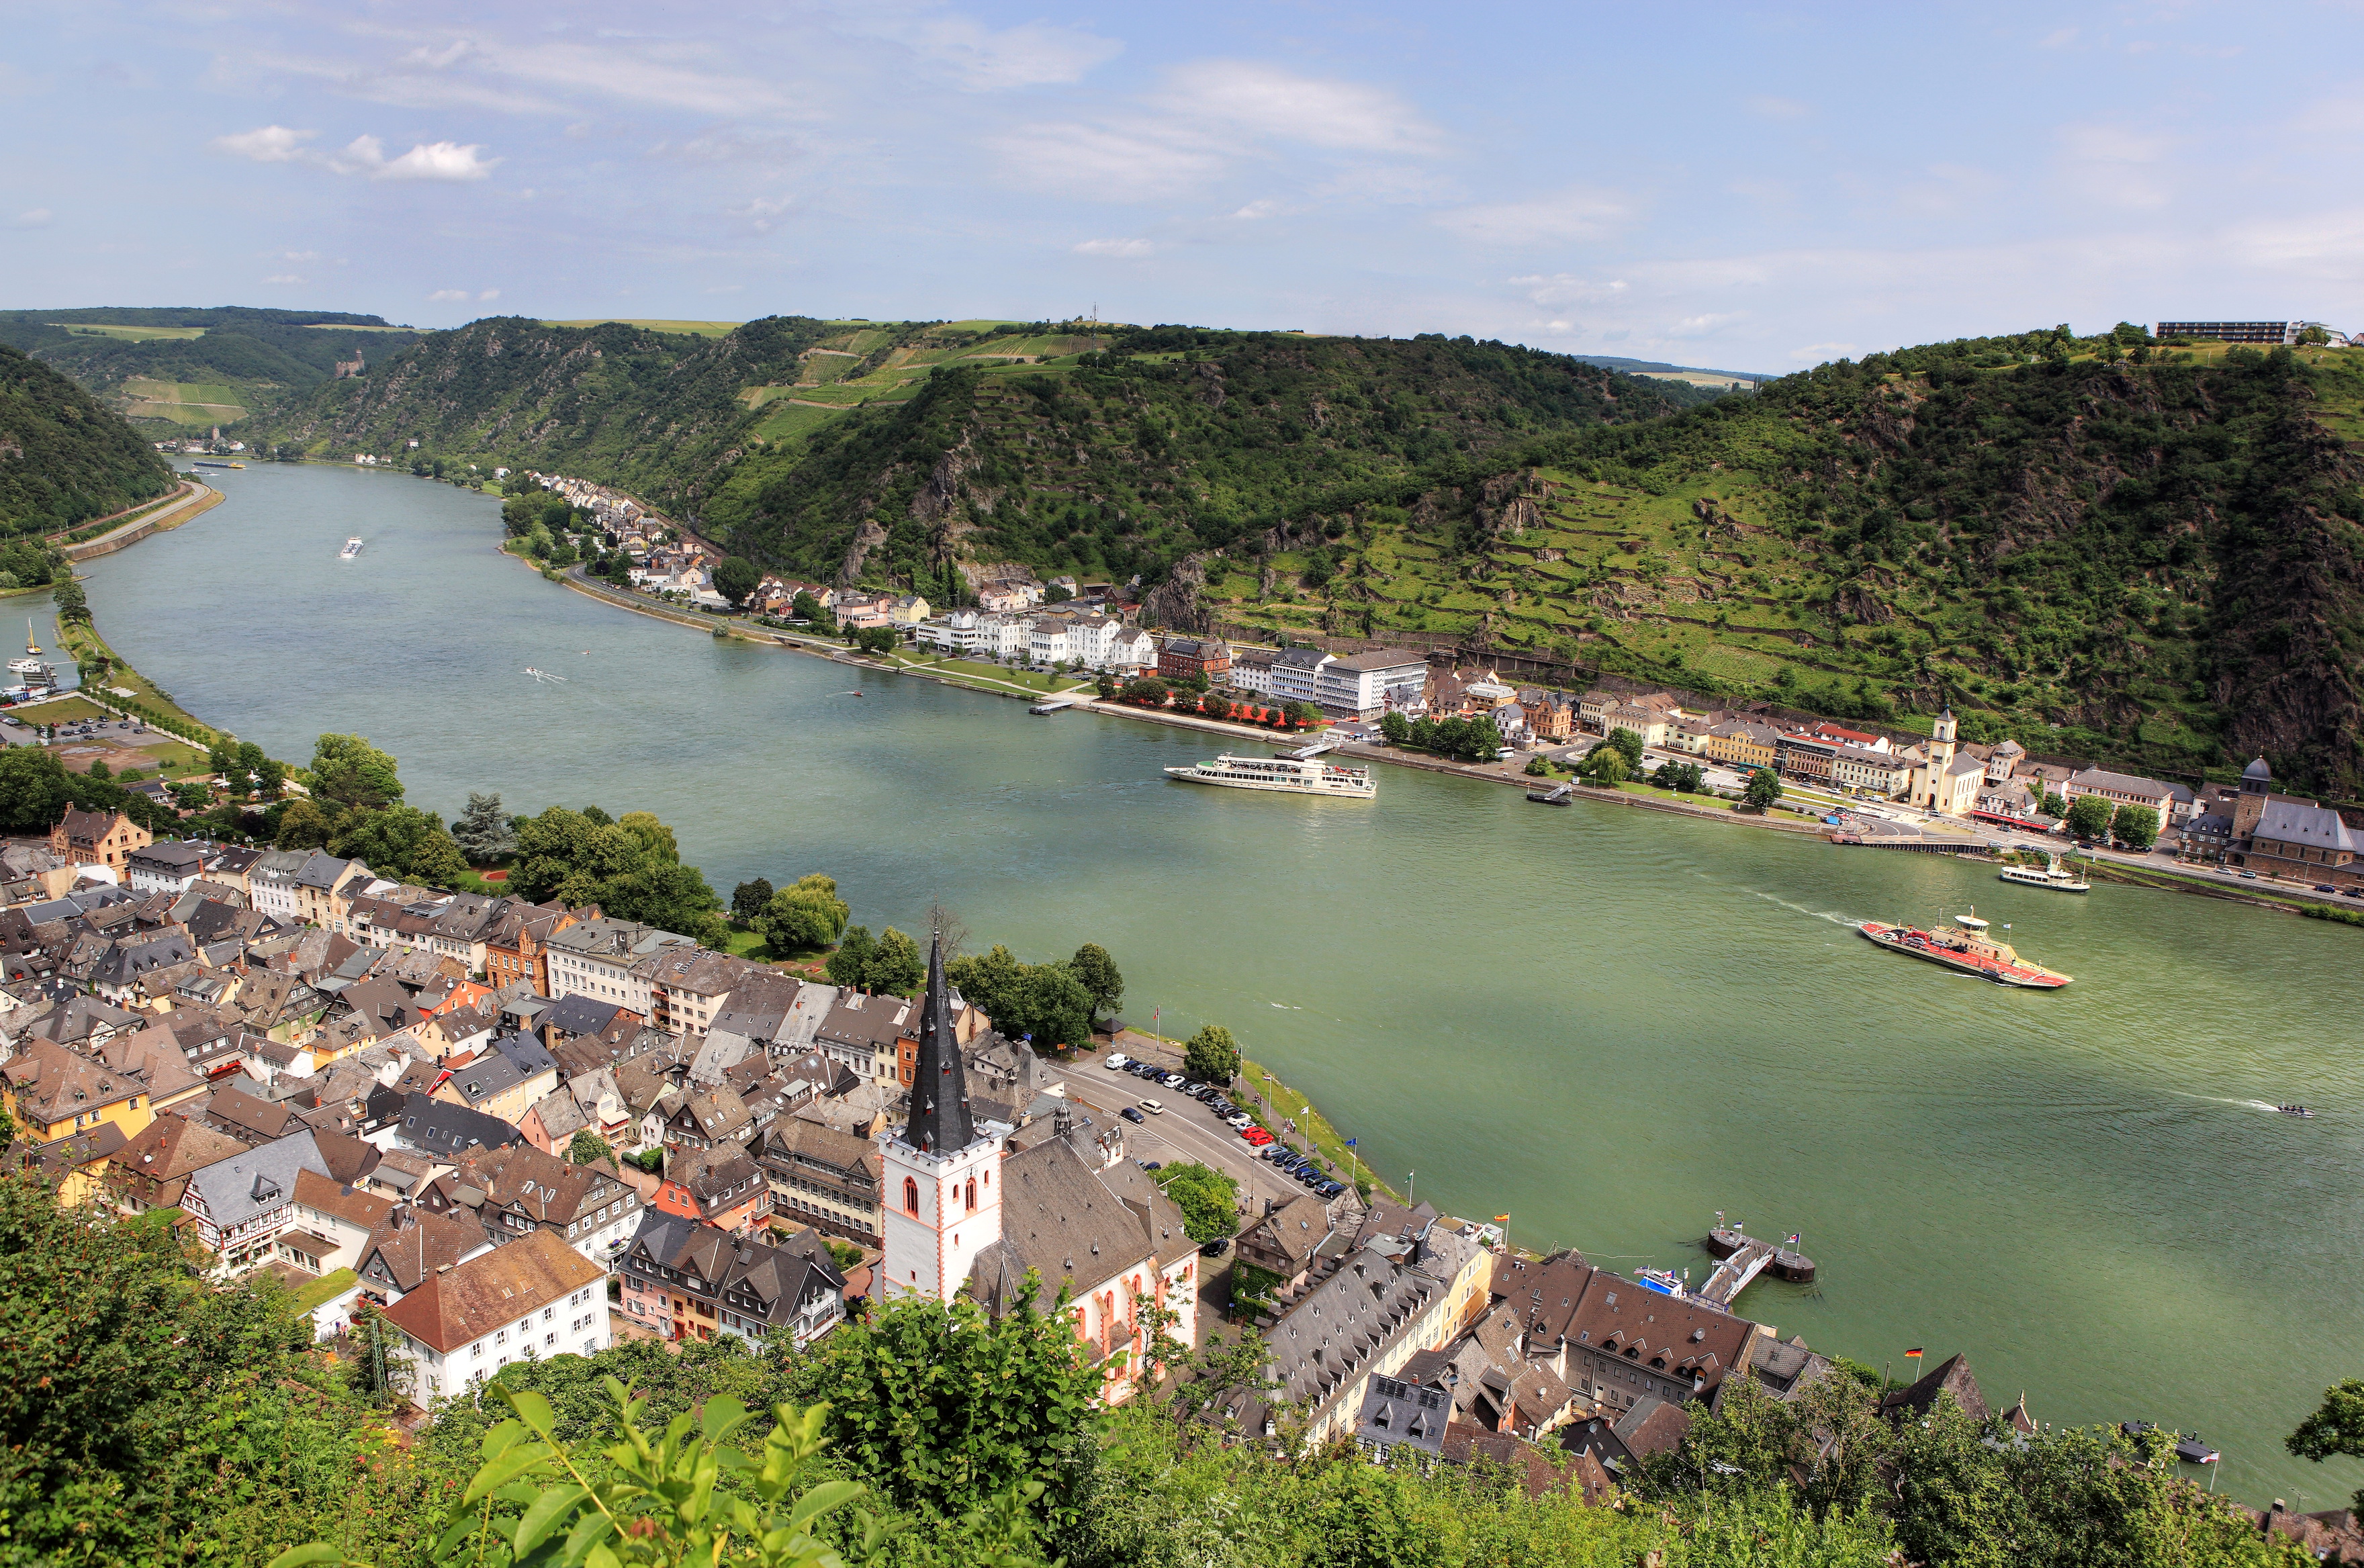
2167,1090 -> 2309,1115
1752,891 -> 1860,928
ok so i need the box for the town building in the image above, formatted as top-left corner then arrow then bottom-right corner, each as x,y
1230,648 -> 1278,696
619,1211 -> 847,1347
1314,651 -> 1428,720
1269,647 -> 1331,707
433,1141 -> 643,1269
179,1129 -> 333,1274
1702,719 -> 1779,774
107,1113 -> 253,1212
126,841 -> 206,897
650,1142 -> 770,1234
1908,709 -> 1985,816
2227,758 -> 2363,882
545,918 -> 700,1013
755,1115 -> 884,1244
381,1228 -> 610,1401
1158,637 -> 1232,685
2061,766 -> 2177,822
275,1168 -> 396,1276
49,806 -> 150,870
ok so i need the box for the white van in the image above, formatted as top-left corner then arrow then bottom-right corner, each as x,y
1103,1052 -> 1130,1070
1137,1098 -> 1165,1115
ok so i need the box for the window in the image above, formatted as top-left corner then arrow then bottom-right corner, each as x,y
903,1177 -> 919,1216
964,1178 -> 976,1212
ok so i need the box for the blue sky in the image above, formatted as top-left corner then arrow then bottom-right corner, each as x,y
3,1 -> 2359,370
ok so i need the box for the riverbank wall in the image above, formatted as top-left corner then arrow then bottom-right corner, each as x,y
61,482 -> 224,562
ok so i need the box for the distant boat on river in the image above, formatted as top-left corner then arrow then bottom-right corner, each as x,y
340,537 -> 364,559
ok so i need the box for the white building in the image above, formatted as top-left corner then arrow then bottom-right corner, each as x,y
1230,648 -> 1277,696
1313,650 -> 1428,720
1105,625 -> 1156,673
1270,647 -> 1332,707
545,917 -> 700,1015
1028,616 -> 1075,666
381,1230 -> 610,1401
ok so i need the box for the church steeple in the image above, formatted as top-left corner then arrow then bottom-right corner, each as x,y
901,931 -> 973,1155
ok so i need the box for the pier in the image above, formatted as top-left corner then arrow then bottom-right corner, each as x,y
1696,1219 -> 1816,1309
1028,696 -> 1079,714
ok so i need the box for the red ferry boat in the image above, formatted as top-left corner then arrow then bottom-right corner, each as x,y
1858,909 -> 2071,988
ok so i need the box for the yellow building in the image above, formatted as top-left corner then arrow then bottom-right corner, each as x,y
3,1042 -> 159,1142
1704,718 -> 1779,772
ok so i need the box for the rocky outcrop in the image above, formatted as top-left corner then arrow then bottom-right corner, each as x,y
1142,554 -> 1212,633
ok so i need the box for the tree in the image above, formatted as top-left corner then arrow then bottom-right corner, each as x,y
731,876 -> 775,925
866,926 -> 925,995
2041,790 -> 2068,818
815,1278 -> 1103,1528
329,805 -> 469,886
1095,673 -> 1119,699
1524,755 -> 1551,777
172,779 -> 215,813
273,796 -> 334,849
1183,1023 -> 1240,1085
1019,964 -> 1093,1050
1120,675 -> 1168,706
2289,1378 -> 2364,1512
1379,711 -> 1410,745
824,925 -> 876,987
714,555 -> 762,608
449,791 -> 516,862
1580,746 -> 1629,786
1068,943 -> 1123,1026
306,733 -> 404,811
2113,803 -> 2159,850
1745,766 -> 1784,809
0,746 -> 73,834
1605,726 -> 1645,767
756,874 -> 850,953
208,738 -> 238,780
85,759 -> 108,781
253,755 -> 286,799
1153,1161 -> 1240,1244
568,1129 -> 614,1166
790,590 -> 831,629
1198,689 -> 1230,719
508,804 -> 724,942
2065,792 -> 2116,841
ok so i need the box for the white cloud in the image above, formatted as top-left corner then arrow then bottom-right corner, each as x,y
991,120 -> 1227,199
369,139 -> 498,180
1789,341 -> 1860,362
13,208 -> 50,228
428,288 -> 472,301
2040,27 -> 2079,49
1511,273 -> 1630,307
212,124 -> 495,181
400,40 -> 474,71
1437,187 -> 1633,246
1231,199 -> 1285,220
262,273 -> 307,285
1159,60 -> 1438,154
2230,207 -> 2364,279
214,124 -> 314,163
1746,95 -> 1811,121
479,289 -> 500,302
905,18 -> 1122,90
281,248 -> 320,261
1669,312 -> 1743,336
2054,123 -> 2174,210
1074,238 -> 1154,257
726,194 -> 794,232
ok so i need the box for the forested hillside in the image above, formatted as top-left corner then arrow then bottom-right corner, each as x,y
0,306 -> 419,431
259,314 -> 839,497
700,328 -> 1713,591
1163,328 -> 2364,795
0,342 -> 174,535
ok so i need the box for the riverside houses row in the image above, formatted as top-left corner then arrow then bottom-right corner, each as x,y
5,809 -> 2045,1504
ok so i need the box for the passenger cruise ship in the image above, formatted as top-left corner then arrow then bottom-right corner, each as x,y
1164,753 -> 1376,798
340,537 -> 365,559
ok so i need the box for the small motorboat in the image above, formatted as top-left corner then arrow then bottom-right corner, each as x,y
2277,1104 -> 2316,1118
2174,1435 -> 2220,1465
1633,1267 -> 1688,1298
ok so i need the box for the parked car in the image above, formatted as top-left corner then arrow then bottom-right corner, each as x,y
1318,1181 -> 1345,1197
1241,1129 -> 1273,1145
1120,1106 -> 1144,1123
1224,1114 -> 1254,1129
1104,1052 -> 1130,1070
1199,1237 -> 1230,1257
2346,887 -> 2364,898
1161,1073 -> 1185,1089
2241,870 -> 2260,879
1138,1160 -> 1162,1172
1138,1098 -> 1165,1115
2316,884 -> 2338,894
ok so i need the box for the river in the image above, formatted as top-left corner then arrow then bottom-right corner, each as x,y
69,461 -> 2364,1507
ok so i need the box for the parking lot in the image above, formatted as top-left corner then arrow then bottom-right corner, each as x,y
1044,1046 -> 1347,1217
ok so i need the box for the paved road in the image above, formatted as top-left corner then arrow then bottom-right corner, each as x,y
1043,1051 -> 1326,1216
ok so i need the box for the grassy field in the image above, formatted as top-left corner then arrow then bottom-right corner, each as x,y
751,402 -> 852,445
120,377 -> 248,424
884,651 -> 1089,694
9,694 -> 116,725
52,616 -> 226,742
55,323 -> 208,341
1240,1056 -> 1402,1203
541,318 -> 743,337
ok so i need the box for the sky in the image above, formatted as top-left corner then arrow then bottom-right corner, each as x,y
3,1 -> 2360,371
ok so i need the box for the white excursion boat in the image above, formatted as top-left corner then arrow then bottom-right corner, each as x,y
340,537 -> 364,559
1164,753 -> 1376,798
1999,852 -> 2090,894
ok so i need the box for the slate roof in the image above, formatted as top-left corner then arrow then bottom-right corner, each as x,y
541,993 -> 633,1041
394,1091 -> 525,1156
109,1112 -> 253,1205
622,1211 -> 846,1334
202,1081 -> 303,1143
966,1133 -> 1194,1315
356,1208 -> 488,1294
183,1129 -> 330,1231
379,1228 -> 604,1353
2252,798 -> 2362,853
1879,1351 -> 1989,1422
452,1141 -> 635,1228
1259,1244 -> 1439,1416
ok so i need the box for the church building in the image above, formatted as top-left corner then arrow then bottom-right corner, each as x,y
878,934 -> 1202,1402
1910,708 -> 1985,817
2227,757 -> 2362,885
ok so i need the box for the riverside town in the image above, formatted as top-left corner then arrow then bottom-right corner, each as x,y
13,9 -> 2364,1563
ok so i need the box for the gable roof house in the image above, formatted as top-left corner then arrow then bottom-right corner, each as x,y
274,1168 -> 396,1276
105,1111 -> 253,1212
619,1211 -> 848,1348
179,1130 -> 332,1275
438,1141 -> 644,1269
755,1115 -> 884,1243
388,1091 -> 525,1160
651,1142 -> 771,1234
352,1205 -> 496,1304
379,1228 -> 612,1402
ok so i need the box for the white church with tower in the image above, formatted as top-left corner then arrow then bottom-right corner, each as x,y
877,933 -> 1203,1401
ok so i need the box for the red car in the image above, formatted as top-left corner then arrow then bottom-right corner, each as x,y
1241,1127 -> 1273,1145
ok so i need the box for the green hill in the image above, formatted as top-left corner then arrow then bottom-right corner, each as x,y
0,342 -> 175,535
1198,326 -> 2364,795
0,307 -> 422,431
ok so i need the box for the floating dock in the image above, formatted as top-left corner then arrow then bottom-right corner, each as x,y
1697,1221 -> 1816,1307
1527,782 -> 1574,805
1028,697 -> 1078,714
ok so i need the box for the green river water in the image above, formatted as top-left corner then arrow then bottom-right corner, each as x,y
71,463 -> 2364,1506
